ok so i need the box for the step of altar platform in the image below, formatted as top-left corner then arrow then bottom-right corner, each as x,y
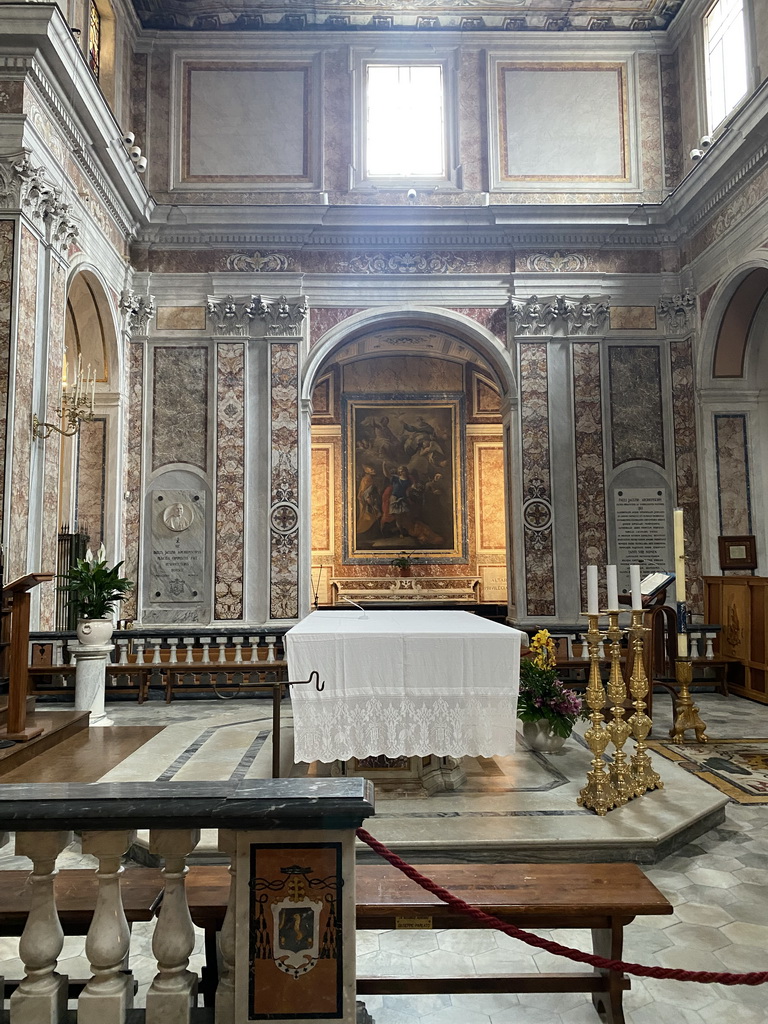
0,695 -> 35,727
0,709 -> 90,775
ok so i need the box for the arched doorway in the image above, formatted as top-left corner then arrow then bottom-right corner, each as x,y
300,308 -> 517,618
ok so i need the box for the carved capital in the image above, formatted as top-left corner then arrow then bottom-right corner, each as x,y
558,294 -> 610,335
0,153 -> 79,250
657,289 -> 696,334
253,294 -> 308,336
206,294 -> 251,336
508,295 -> 556,336
120,290 -> 156,335
508,293 -> 610,336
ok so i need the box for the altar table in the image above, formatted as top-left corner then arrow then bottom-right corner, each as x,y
286,610 -> 523,765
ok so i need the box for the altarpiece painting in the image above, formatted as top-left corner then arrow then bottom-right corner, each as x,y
344,397 -> 465,563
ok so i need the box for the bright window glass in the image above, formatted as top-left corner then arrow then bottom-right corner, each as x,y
365,64 -> 445,178
705,0 -> 747,130
88,0 -> 101,79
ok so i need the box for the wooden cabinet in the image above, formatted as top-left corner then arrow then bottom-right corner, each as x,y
704,576 -> 768,702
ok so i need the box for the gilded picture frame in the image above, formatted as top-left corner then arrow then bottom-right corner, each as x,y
343,395 -> 466,563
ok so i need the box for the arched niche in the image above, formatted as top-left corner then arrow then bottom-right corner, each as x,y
299,308 -> 518,616
61,267 -> 121,558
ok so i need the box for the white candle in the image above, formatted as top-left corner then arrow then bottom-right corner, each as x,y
587,565 -> 598,615
630,564 -> 642,612
673,507 -> 686,603
606,564 -> 619,611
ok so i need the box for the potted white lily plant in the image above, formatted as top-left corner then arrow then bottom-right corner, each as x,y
64,544 -> 133,645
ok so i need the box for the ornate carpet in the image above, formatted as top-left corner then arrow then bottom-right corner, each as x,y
647,738 -> 768,803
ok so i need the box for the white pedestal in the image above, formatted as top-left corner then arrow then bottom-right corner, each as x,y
69,642 -> 115,727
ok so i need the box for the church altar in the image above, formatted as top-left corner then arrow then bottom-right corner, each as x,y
285,610 -> 523,785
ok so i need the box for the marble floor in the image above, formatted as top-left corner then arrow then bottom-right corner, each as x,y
2,691 -> 768,1022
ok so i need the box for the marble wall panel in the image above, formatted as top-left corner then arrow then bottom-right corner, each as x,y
671,338 -> 703,614
215,343 -> 245,620
519,342 -> 555,617
660,53 -> 683,190
685,160 -> 768,265
148,50 -> 171,198
311,444 -> 332,554
609,306 -> 657,331
677,38 -> 700,174
699,282 -> 719,324
0,81 -> 24,113
475,443 -> 505,552
609,346 -> 664,468
39,259 -> 67,629
714,414 -> 752,536
572,342 -> 608,610
0,221 -> 14,532
270,342 -> 300,619
637,52 -> 663,202
322,48 -> 350,193
152,346 -> 208,471
499,64 -> 628,180
156,306 -> 206,331
7,226 -> 38,582
76,417 -> 107,549
310,308 -> 364,347
450,306 -> 508,341
458,50 -> 484,193
343,355 -> 463,394
122,343 -> 144,620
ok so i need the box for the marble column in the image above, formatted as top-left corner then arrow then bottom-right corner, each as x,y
69,642 -> 115,727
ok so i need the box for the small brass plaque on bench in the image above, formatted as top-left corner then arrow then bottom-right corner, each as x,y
396,916 -> 433,930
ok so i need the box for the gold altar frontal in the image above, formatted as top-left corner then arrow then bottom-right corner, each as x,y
326,754 -> 467,794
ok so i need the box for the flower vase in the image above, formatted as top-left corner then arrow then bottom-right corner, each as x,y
522,720 -> 567,753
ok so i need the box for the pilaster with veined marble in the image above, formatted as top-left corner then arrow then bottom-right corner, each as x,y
121,343 -> 144,621
519,342 -> 555,617
269,342 -> 300,620
215,343 -> 245,620
6,224 -> 39,582
572,342 -> 608,611
0,220 -> 14,535
670,337 -> 703,615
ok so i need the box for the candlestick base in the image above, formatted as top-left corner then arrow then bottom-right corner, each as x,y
670,659 -> 707,745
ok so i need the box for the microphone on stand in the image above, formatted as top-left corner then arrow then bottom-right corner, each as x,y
342,596 -> 367,618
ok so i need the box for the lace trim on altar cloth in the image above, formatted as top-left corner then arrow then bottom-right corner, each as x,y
291,694 -> 518,762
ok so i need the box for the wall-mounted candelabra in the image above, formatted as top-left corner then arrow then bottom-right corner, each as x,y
32,360 -> 95,440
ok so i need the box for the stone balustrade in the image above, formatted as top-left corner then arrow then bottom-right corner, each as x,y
0,778 -> 374,1023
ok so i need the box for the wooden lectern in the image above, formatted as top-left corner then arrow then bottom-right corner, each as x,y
1,573 -> 54,741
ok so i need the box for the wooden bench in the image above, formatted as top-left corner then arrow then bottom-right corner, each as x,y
181,860 -> 673,1023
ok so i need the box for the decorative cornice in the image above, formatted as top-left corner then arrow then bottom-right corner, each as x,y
337,251 -> 478,274
120,290 -> 156,334
657,289 -> 696,334
508,294 -> 610,337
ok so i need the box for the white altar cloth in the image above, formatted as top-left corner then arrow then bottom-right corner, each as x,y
286,610 -> 523,763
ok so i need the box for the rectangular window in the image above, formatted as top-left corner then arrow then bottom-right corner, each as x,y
88,0 -> 101,80
365,64 -> 445,179
705,0 -> 747,130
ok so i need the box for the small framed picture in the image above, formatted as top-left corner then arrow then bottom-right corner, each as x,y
718,535 -> 757,570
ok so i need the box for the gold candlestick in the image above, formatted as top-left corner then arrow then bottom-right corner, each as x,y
577,612 -> 615,816
605,610 -> 633,807
627,610 -> 662,795
670,659 -> 707,744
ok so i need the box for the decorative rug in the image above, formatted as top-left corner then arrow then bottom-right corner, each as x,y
647,738 -> 768,803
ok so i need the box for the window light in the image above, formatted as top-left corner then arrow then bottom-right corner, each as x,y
705,0 -> 747,130
365,64 -> 445,178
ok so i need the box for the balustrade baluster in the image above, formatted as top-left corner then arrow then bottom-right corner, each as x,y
183,637 -> 195,664
200,638 -> 211,663
265,636 -> 276,664
146,829 -> 200,1024
216,637 -> 228,664
248,636 -> 262,663
78,831 -> 136,1024
690,633 -> 700,659
214,830 -> 236,1024
11,831 -> 72,1024
705,633 -> 715,660
232,637 -> 244,664
52,639 -> 64,667
167,638 -> 179,664
133,639 -> 145,665
151,640 -> 163,665
117,640 -> 129,666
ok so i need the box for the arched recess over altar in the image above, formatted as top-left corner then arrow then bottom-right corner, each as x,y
62,266 -> 122,567
299,307 -> 518,617
697,260 -> 768,577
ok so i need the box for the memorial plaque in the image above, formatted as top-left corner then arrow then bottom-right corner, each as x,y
149,489 -> 206,604
614,487 -> 669,587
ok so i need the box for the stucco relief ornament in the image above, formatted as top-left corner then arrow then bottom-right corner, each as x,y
558,295 -> 610,335
523,252 -> 589,273
254,294 -> 308,335
120,290 -> 156,335
508,295 -> 556,336
657,289 -> 696,334
224,251 -> 294,272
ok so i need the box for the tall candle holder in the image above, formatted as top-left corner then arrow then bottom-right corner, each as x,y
627,610 -> 662,795
577,612 -> 615,816
605,610 -> 633,807
32,363 -> 95,440
670,659 -> 708,744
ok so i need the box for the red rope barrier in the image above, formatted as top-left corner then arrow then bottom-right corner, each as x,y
356,826 -> 768,986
